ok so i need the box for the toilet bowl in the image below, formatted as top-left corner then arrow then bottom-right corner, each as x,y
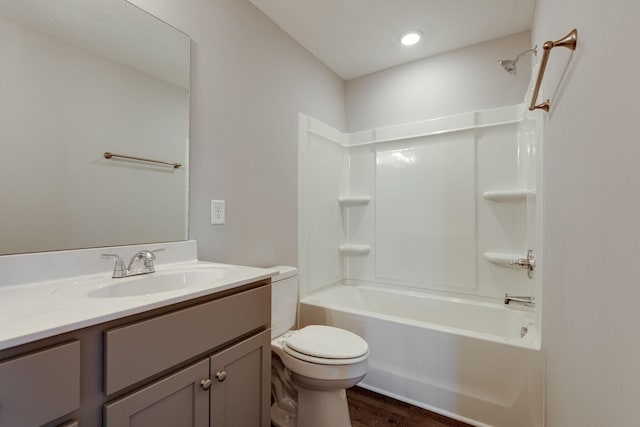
269,267 -> 369,427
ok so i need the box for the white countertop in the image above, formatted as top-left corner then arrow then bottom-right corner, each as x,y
0,260 -> 272,351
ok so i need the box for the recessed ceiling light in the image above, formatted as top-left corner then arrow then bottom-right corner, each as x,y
400,31 -> 422,46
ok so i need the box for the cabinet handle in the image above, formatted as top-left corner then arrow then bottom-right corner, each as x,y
215,371 -> 227,382
200,378 -> 212,391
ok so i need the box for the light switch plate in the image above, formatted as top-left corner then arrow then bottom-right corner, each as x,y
211,200 -> 225,224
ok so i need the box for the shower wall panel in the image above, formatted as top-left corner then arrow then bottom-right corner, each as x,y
299,104 -> 537,300
342,145 -> 376,281
299,126 -> 349,295
476,123 -> 530,297
375,133 -> 477,292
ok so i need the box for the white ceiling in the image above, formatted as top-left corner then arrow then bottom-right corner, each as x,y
249,0 -> 535,80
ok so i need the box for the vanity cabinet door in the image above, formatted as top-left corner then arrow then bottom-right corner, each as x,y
0,341 -> 80,427
104,359 -> 210,427
210,329 -> 271,427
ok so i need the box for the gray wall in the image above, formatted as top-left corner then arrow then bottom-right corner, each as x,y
130,0 -> 345,267
345,32 -> 532,132
532,1 -> 640,426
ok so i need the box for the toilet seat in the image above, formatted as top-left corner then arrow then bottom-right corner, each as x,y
283,325 -> 369,365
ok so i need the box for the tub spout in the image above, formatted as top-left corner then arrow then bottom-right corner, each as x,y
504,294 -> 535,307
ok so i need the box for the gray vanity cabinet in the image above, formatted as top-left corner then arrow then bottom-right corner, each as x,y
103,330 -> 271,427
0,279 -> 271,427
209,329 -> 271,426
102,283 -> 272,427
104,359 -> 210,427
0,341 -> 80,427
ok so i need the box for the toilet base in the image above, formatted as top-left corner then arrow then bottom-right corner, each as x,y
296,387 -> 352,427
271,402 -> 297,427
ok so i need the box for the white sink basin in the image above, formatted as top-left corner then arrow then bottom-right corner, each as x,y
52,265 -> 239,298
89,270 -> 230,298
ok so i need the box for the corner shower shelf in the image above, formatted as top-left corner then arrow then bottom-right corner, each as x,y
338,195 -> 371,207
484,252 -> 525,269
339,244 -> 371,256
483,190 -> 535,201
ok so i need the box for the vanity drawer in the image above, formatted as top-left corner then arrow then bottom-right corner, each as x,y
104,284 -> 270,395
0,341 -> 80,427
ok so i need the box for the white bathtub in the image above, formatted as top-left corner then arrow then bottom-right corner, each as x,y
299,284 -> 543,427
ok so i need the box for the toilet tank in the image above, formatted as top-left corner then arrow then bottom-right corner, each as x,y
268,266 -> 298,338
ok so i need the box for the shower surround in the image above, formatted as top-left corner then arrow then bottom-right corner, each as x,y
298,104 -> 543,427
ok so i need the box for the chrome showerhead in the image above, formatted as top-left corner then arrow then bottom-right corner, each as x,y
499,59 -> 518,76
499,46 -> 537,77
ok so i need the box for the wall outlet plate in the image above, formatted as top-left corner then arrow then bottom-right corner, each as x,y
211,200 -> 225,225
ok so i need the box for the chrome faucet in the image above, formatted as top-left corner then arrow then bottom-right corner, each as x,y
102,249 -> 164,278
504,294 -> 535,308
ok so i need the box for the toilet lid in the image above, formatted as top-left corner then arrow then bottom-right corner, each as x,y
284,325 -> 368,359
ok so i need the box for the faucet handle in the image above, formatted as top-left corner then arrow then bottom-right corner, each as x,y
101,253 -> 123,262
509,249 -> 536,279
101,254 -> 127,278
147,248 -> 165,264
135,248 -> 165,258
149,248 -> 165,257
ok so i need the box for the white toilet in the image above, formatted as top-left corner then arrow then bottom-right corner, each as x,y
269,266 -> 369,427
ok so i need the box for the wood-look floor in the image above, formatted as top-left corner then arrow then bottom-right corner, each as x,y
347,387 -> 474,427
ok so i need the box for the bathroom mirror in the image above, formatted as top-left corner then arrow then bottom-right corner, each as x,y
0,0 -> 190,255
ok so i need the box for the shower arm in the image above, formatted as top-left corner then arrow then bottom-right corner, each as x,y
514,47 -> 537,63
529,28 -> 578,112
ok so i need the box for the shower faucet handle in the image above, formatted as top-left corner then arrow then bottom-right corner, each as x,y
510,249 -> 536,279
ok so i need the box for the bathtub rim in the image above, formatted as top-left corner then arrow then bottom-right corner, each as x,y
300,282 -> 541,351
